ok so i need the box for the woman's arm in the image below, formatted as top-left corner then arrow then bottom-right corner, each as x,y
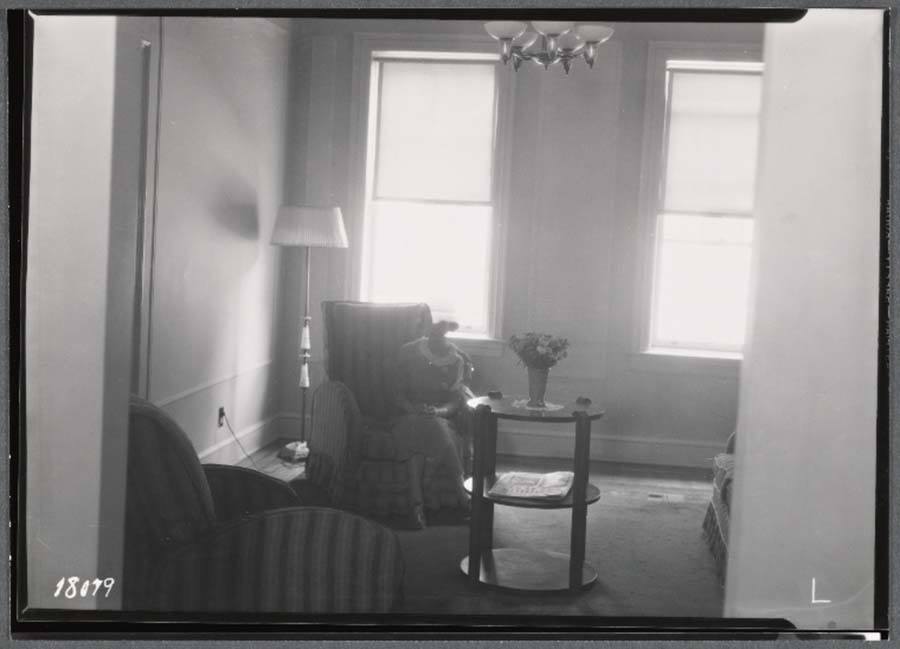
431,386 -> 469,418
430,402 -> 456,418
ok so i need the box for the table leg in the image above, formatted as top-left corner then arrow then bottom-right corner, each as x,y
467,404 -> 492,584
569,411 -> 591,590
480,412 -> 498,550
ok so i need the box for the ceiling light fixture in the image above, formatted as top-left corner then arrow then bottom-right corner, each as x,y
484,21 -> 614,73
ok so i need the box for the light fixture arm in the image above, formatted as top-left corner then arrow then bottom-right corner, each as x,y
508,36 -> 592,72
499,38 -> 513,64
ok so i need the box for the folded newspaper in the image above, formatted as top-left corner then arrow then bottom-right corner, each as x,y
488,471 -> 574,500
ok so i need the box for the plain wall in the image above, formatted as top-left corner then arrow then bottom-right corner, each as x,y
24,15 -> 293,611
25,15 -> 154,610
280,20 -> 763,467
724,10 -> 882,629
148,18 -> 292,461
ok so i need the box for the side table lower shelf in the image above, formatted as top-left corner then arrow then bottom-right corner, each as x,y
461,397 -> 606,594
460,548 -> 598,592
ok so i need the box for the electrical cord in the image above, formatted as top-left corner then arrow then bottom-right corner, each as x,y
223,412 -> 263,473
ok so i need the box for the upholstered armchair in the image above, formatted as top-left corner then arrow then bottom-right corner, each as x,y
305,301 -> 474,528
122,396 -> 404,613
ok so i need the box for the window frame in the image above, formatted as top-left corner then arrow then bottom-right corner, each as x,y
633,41 -> 763,366
348,34 -> 514,348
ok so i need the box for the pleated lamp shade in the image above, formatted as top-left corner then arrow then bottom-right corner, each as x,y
271,206 -> 348,248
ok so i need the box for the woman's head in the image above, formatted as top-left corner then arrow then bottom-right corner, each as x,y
427,320 -> 459,354
429,320 -> 459,338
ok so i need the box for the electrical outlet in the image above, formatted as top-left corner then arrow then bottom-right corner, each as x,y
217,407 -> 225,428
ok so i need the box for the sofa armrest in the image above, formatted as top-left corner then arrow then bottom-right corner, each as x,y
151,507 -> 404,614
725,431 -> 737,454
202,464 -> 301,522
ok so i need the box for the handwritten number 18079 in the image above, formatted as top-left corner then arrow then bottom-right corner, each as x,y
53,577 -> 115,599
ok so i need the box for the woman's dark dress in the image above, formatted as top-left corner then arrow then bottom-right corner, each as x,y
391,337 -> 470,510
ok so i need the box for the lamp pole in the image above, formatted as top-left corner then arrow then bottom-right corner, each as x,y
299,246 -> 312,442
271,205 -> 348,446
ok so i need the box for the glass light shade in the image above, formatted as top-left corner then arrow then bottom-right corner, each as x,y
557,31 -> 584,51
531,21 -> 575,36
484,21 -> 527,40
575,23 -> 614,44
513,31 -> 539,48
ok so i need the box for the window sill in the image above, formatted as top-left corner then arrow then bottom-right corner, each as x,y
448,333 -> 506,358
629,348 -> 741,378
645,347 -> 742,361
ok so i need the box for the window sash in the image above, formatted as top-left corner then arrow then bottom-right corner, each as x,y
361,52 -> 501,336
646,58 -> 763,355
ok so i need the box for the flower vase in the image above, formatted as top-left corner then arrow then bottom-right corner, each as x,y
527,367 -> 550,408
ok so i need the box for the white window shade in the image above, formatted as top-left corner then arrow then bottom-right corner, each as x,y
374,60 -> 497,203
663,71 -> 763,214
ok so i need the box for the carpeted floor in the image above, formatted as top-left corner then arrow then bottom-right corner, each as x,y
393,457 -> 723,618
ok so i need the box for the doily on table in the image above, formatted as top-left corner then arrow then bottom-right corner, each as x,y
511,399 -> 565,412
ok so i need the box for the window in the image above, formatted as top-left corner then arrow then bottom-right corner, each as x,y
647,59 -> 763,356
361,51 -> 501,336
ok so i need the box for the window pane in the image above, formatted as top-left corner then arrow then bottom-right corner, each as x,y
367,200 -> 492,333
375,60 -> 496,202
653,214 -> 754,349
663,70 -> 762,214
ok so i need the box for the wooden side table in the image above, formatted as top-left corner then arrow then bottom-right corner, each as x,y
459,395 -> 605,592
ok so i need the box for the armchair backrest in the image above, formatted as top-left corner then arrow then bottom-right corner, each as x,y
322,301 -> 432,420
124,396 -> 217,606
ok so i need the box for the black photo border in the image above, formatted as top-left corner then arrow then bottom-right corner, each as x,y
3,1 -> 895,644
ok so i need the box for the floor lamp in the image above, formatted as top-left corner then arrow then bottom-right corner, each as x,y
271,205 -> 348,447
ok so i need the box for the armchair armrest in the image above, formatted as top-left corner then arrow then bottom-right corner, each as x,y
151,507 -> 404,614
307,380 -> 365,505
202,464 -> 301,522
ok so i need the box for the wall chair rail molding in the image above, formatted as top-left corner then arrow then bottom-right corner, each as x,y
151,358 -> 275,408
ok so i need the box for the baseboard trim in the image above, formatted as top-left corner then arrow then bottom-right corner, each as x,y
198,414 -> 281,465
496,423 -> 721,468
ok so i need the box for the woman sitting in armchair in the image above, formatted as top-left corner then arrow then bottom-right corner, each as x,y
391,320 -> 473,515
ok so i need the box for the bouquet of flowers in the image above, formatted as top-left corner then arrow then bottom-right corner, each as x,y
508,332 -> 570,370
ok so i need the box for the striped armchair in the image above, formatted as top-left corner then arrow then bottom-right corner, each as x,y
123,396 -> 404,613
306,301 -> 474,528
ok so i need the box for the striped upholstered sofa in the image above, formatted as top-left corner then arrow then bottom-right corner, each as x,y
304,301 -> 474,529
123,396 -> 404,613
701,432 -> 736,583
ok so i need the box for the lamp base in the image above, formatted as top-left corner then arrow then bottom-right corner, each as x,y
278,440 -> 309,463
